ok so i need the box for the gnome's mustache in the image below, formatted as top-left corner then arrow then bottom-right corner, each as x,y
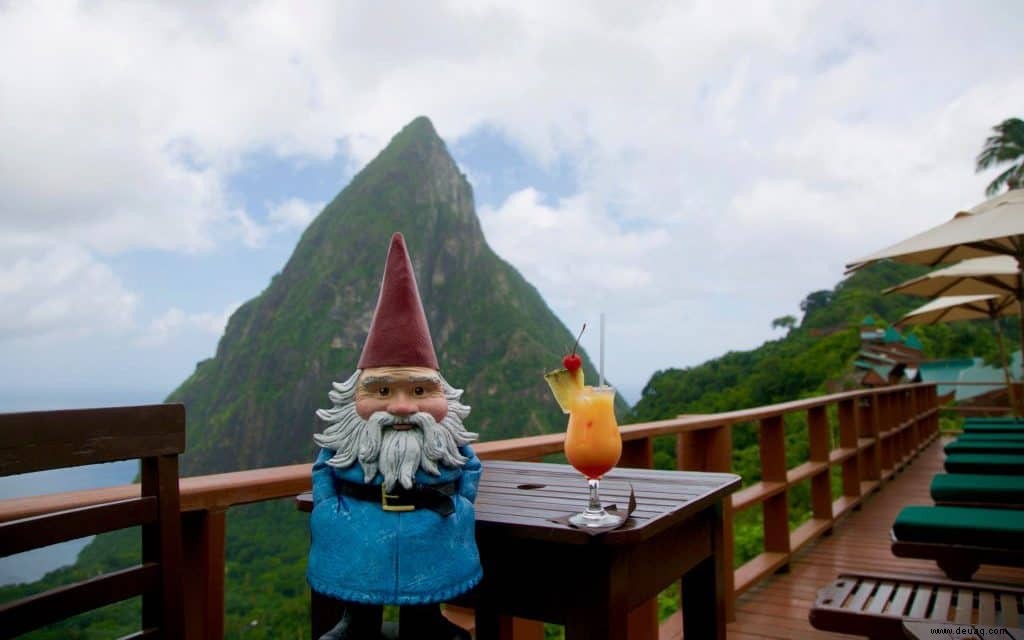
318,405 -> 472,491
375,412 -> 419,431
364,411 -> 467,491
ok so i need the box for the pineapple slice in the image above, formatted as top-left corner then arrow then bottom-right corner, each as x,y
544,367 -> 584,413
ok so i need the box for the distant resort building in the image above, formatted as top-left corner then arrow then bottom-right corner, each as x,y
853,315 -> 1018,404
854,316 -> 923,387
920,353 -> 1022,403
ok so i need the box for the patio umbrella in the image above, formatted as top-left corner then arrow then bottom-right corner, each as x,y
847,188 -> 1024,357
882,255 -> 1019,298
898,294 -> 1016,325
898,294 -> 1018,407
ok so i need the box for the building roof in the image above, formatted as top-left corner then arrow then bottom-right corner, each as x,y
919,354 -> 1022,401
903,333 -> 924,350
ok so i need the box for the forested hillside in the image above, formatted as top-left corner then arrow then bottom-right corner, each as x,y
627,259 -> 1018,576
630,260 -> 1015,426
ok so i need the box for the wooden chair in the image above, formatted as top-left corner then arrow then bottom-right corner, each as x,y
0,404 -> 186,638
810,571 -> 1024,639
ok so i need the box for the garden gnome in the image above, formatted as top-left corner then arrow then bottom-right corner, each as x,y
308,232 -> 481,640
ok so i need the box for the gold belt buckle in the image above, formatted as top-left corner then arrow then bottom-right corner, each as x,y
381,484 -> 415,512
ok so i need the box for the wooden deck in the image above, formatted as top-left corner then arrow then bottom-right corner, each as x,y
661,436 -> 1024,639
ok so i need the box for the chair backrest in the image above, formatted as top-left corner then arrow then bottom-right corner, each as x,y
0,404 -> 186,638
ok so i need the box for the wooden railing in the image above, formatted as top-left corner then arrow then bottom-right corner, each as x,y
0,383 -> 940,639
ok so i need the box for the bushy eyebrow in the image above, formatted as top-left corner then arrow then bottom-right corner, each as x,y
360,374 -> 439,387
407,375 -> 441,385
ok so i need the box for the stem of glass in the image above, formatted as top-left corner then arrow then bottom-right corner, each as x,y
587,478 -> 602,514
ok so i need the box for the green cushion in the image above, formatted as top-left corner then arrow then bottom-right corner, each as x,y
958,432 -> 1024,442
945,453 -> 1024,475
893,505 -> 1024,548
964,417 -> 1024,424
963,422 -> 1024,434
945,440 -> 1024,454
931,473 -> 1024,505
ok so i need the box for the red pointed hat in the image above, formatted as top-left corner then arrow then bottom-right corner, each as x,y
358,232 -> 439,370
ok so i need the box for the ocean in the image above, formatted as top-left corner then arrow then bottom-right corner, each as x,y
0,389 -> 165,586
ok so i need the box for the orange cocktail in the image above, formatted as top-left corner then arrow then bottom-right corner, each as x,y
565,386 -> 622,479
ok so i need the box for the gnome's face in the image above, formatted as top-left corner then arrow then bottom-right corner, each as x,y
315,232 -> 478,490
355,366 -> 448,424
315,369 -> 477,491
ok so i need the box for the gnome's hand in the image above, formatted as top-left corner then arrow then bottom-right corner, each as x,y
312,448 -> 340,507
457,446 -> 482,504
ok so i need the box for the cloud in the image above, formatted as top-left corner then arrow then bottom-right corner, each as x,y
136,303 -> 240,348
480,188 -> 671,310
0,241 -> 137,341
227,198 -> 325,248
267,197 -> 325,231
2,1 -> 1023,399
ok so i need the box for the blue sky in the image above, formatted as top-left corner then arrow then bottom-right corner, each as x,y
1,1 -> 1022,407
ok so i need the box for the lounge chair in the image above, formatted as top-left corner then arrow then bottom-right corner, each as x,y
810,571 -> 1024,640
964,417 -> 1024,424
958,432 -> 1024,441
964,422 -> 1024,434
931,473 -> 1024,509
944,439 -> 1024,454
891,505 -> 1024,580
945,452 -> 1024,474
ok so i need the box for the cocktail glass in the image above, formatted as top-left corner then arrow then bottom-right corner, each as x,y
564,385 -> 623,528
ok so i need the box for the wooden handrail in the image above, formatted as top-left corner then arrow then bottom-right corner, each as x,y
0,383 -> 930,522
0,382 -> 945,640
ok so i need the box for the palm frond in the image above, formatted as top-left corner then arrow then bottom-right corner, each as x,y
976,117 -> 1024,174
984,163 -> 1024,197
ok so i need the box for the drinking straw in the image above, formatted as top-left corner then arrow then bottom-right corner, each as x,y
599,312 -> 605,387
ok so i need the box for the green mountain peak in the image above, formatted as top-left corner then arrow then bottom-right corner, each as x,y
171,117 -> 602,475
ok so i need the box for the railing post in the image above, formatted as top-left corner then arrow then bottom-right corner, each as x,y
902,389 -> 913,460
906,388 -> 916,453
181,507 -> 226,640
620,436 -> 653,469
677,425 -> 735,622
892,390 -> 902,463
710,425 -> 734,622
905,387 -> 913,456
677,429 -> 707,470
807,406 -> 832,525
921,385 -> 931,439
859,395 -> 881,484
922,386 -> 930,443
838,398 -> 861,502
759,416 -> 790,570
879,392 -> 894,476
619,436 -> 658,639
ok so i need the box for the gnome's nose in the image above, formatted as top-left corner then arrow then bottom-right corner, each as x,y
388,396 -> 417,418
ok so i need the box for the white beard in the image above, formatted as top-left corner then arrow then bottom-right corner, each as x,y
313,370 -> 478,491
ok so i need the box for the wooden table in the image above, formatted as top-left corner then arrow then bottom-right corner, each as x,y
297,460 -> 740,640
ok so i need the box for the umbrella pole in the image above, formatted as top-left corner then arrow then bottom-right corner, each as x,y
1017,260 -> 1024,416
992,316 -> 1017,416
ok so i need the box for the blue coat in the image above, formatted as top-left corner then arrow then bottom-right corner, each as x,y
306,445 -> 483,605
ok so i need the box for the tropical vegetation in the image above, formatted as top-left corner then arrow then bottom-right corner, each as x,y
976,116 -> 1024,196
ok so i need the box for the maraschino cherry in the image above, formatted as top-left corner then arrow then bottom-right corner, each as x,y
562,324 -> 586,372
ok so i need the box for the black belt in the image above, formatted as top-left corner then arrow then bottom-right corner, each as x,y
336,479 -> 457,517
